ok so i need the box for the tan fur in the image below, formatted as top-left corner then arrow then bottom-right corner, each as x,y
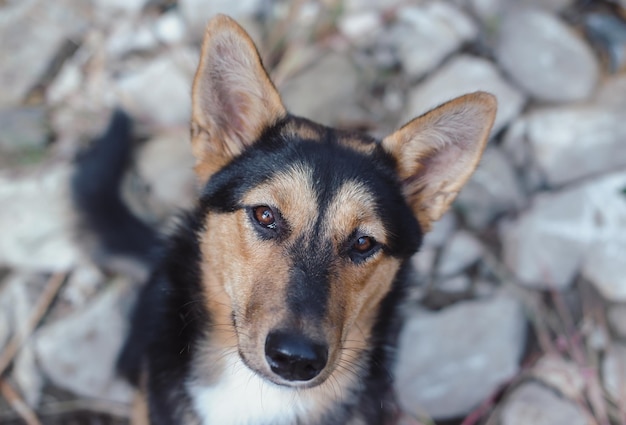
382,92 -> 497,231
282,120 -> 324,142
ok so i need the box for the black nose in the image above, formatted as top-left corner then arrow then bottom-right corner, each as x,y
264,331 -> 328,382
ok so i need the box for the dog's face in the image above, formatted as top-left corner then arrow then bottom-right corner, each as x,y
189,15 -> 496,390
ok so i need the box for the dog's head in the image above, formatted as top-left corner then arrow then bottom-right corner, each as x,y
189,15 -> 496,390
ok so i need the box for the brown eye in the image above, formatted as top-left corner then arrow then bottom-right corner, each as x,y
253,206 -> 276,228
353,236 -> 374,253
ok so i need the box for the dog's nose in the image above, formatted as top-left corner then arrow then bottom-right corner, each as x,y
265,331 -> 328,382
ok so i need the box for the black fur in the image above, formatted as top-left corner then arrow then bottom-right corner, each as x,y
73,112 -> 423,425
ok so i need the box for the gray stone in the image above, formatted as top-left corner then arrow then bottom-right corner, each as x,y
437,230 -> 483,277
500,382 -> 587,425
281,52 -> 364,127
582,241 -> 626,302
116,49 -> 198,126
525,105 -> 626,186
338,11 -> 383,46
0,274 -> 35,351
602,343 -> 626,403
393,3 -> 477,78
422,211 -> 457,249
594,74 -> 626,110
13,343 -> 43,407
496,9 -> 598,103
437,275 -> 472,293
531,355 -> 585,400
608,304 -> 626,339
470,0 -> 575,22
0,0 -> 91,107
501,172 -> 626,289
154,10 -> 187,45
136,130 -> 197,220
179,0 -> 262,41
0,166 -> 81,271
34,281 -> 135,403
395,293 -> 526,419
402,55 -> 526,134
0,107 -> 48,153
456,147 -> 526,229
410,247 -> 437,278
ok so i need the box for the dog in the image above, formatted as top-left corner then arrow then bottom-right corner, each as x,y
73,14 -> 496,425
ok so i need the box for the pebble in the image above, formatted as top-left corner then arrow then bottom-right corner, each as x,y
393,2 -> 477,79
0,166 -> 81,272
0,107 -> 49,153
34,281 -> 135,403
500,382 -> 588,425
437,230 -> 484,277
395,292 -> 526,419
402,55 -> 526,134
525,105 -> 626,186
281,52 -> 363,127
496,9 -> 599,103
456,147 -> 526,229
501,171 -> 626,289
602,343 -> 626,403
116,49 -> 197,126
582,241 -> 626,302
608,304 -> 626,339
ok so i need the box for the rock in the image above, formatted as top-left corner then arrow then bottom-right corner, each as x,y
92,0 -> 148,20
456,147 -> 526,229
594,74 -> 626,110
281,52 -> 364,127
584,13 -> 626,73
531,355 -> 585,400
0,107 -> 48,154
582,241 -> 626,302
608,304 -> 626,339
13,343 -> 43,407
135,129 -> 197,220
0,0 -> 91,107
501,171 -> 626,289
470,0 -> 575,22
343,0 -> 406,13
116,49 -> 198,126
500,382 -> 587,425
154,10 -> 187,45
496,9 -> 599,103
524,105 -> 626,186
0,166 -> 81,271
0,274 -> 36,350
179,0 -> 262,41
392,3 -> 477,79
34,281 -> 135,403
402,55 -> 526,134
106,18 -> 159,56
410,247 -> 437,279
437,231 -> 483,277
602,343 -> 626,403
338,11 -> 383,46
422,211 -> 457,249
395,293 -> 526,419
437,275 -> 472,293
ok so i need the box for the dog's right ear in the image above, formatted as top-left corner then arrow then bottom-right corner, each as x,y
191,14 -> 286,183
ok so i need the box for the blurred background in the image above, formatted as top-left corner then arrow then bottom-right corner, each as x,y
1,0 -> 626,424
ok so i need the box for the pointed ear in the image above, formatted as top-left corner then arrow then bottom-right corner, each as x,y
382,92 -> 497,231
191,14 -> 286,183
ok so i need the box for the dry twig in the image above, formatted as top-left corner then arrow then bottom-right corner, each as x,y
0,378 -> 42,425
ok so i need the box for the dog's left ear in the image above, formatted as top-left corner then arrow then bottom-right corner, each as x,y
382,92 -> 497,231
191,14 -> 286,183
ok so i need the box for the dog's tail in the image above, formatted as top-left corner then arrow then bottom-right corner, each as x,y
72,110 -> 158,276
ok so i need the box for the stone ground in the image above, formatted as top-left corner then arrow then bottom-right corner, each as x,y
0,0 -> 626,424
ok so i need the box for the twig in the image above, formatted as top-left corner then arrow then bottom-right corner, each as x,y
0,378 -> 42,425
0,397 -> 131,421
0,272 -> 67,376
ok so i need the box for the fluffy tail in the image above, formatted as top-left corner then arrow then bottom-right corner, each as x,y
72,110 -> 158,276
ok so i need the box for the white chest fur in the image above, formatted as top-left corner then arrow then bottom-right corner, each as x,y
189,354 -> 315,425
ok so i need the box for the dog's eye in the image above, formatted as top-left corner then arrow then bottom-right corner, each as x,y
349,235 -> 380,263
253,205 -> 276,229
353,236 -> 375,253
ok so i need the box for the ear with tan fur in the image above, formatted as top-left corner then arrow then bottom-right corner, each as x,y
382,92 -> 497,231
191,14 -> 286,183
